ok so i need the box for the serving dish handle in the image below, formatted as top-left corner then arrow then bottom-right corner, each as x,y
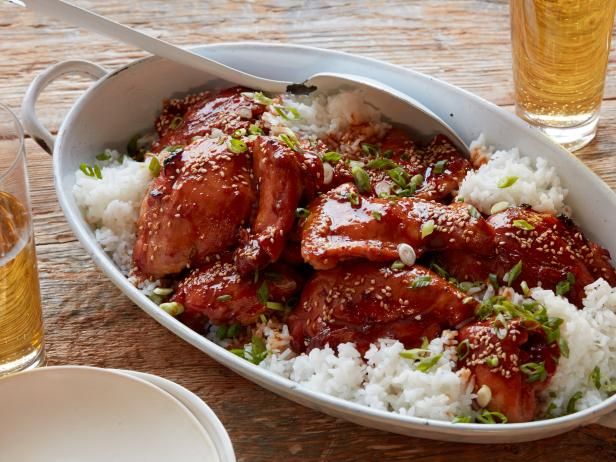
21,60 -> 108,154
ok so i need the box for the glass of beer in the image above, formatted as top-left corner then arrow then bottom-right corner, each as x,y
510,0 -> 616,151
0,103 -> 45,375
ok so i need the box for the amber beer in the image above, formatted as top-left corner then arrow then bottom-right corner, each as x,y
0,104 -> 45,375
510,0 -> 616,151
0,192 -> 44,374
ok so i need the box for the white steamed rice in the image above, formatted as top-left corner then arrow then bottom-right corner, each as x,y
73,90 -> 616,422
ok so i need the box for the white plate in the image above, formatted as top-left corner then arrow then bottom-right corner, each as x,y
22,43 -> 616,443
0,366 -> 219,462
113,369 -> 236,462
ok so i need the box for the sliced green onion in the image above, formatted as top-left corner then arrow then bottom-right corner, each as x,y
399,348 -> 431,360
228,138 -> 248,154
430,263 -> 449,279
513,219 -> 535,231
361,143 -> 379,156
265,301 -> 285,311
457,339 -> 471,361
456,196 -> 465,203
96,152 -> 111,161
566,391 -> 583,415
520,361 -> 547,383
417,353 -> 443,372
274,105 -> 301,120
488,273 -> 499,290
505,260 -> 523,286
351,165 -> 371,193
476,410 -> 508,424
387,167 -> 408,188
559,337 -> 570,358
486,356 -> 499,367
452,415 -> 473,424
367,158 -> 397,170
591,366 -> 602,390
348,191 -> 360,206
160,301 -> 184,317
493,313 -> 509,340
467,205 -> 481,219
148,156 -> 161,177
243,91 -> 273,105
409,275 -> 432,289
497,176 -> 519,188
420,219 -> 435,239
232,128 -> 247,138
279,133 -> 300,152
217,294 -> 232,302
93,164 -> 102,180
169,115 -> 184,129
410,174 -> 424,188
520,280 -> 530,296
216,325 -> 229,339
227,324 -> 241,338
256,282 -> 269,304
382,149 -> 394,158
322,151 -> 342,163
371,211 -> 382,221
248,124 -> 263,135
391,260 -> 405,270
433,159 -> 448,174
295,207 -> 310,219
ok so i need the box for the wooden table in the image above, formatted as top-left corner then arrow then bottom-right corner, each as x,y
1,1 -> 615,460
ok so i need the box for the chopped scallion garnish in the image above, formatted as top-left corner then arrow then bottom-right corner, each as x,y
409,275 -> 432,289
367,158 -> 397,170
452,415 -> 473,424
420,219 -> 435,239
279,133 -> 300,152
217,294 -> 232,302
513,219 -> 535,231
433,159 -> 448,174
486,356 -> 499,367
371,211 -> 382,221
96,152 -> 111,161
566,391 -> 583,415
391,260 -> 405,270
591,366 -> 602,390
361,143 -> 379,156
505,260 -> 523,286
351,165 -> 371,193
497,176 -> 519,188
248,124 -> 263,135
274,105 -> 301,120
265,301 -> 285,311
228,138 -> 248,154
322,151 -> 342,163
169,115 -> 183,129
467,205 -> 481,219
256,282 -> 269,304
520,361 -> 547,383
476,410 -> 508,424
457,339 -> 470,361
148,156 -> 161,177
348,191 -> 360,206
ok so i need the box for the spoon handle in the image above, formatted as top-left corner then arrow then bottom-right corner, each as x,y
20,0 -> 290,93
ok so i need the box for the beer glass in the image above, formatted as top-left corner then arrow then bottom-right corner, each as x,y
0,103 -> 45,375
510,0 -> 616,151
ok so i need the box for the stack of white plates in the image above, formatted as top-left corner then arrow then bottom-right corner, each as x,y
0,366 -> 235,462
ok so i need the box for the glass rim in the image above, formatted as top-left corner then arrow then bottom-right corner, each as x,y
0,102 -> 26,184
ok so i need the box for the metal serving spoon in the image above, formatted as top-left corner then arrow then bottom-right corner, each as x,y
11,0 -> 469,154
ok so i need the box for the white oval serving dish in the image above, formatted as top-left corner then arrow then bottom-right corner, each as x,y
22,43 -> 616,443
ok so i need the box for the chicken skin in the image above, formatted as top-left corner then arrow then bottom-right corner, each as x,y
288,262 -> 477,353
301,183 -> 495,270
435,207 -> 616,306
457,317 -> 559,423
234,136 -> 324,275
152,86 -> 266,152
326,129 -> 471,201
172,253 -> 303,328
133,137 -> 255,279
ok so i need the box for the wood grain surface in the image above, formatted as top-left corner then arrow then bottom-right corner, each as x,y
1,1 -> 616,460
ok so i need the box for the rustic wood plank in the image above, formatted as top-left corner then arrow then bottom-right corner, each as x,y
2,1 -> 616,461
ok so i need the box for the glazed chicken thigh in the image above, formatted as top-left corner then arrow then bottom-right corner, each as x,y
133,137 -> 255,279
435,207 -> 616,306
288,262 -> 477,353
301,183 -> 495,270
